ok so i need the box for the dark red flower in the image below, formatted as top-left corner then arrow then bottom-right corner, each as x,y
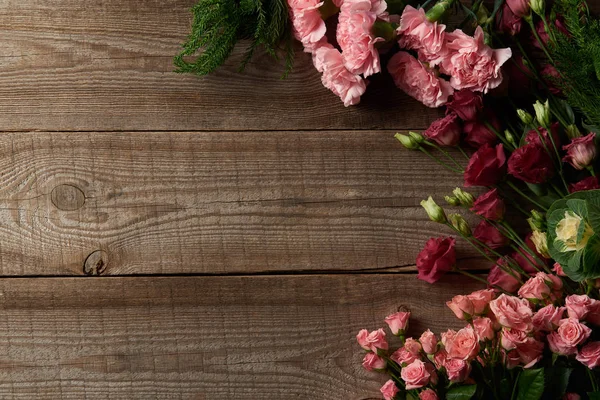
496,3 -> 523,36
474,220 -> 508,250
424,113 -> 462,146
464,119 -> 499,148
416,237 -> 456,284
524,123 -> 560,149
569,176 -> 600,193
471,188 -> 505,221
540,64 -> 562,95
508,143 -> 555,183
464,144 -> 507,187
446,90 -> 483,121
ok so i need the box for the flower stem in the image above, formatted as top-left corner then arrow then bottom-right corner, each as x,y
506,181 -> 548,211
419,146 -> 464,174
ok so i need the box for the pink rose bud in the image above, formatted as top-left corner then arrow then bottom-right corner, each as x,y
553,262 -> 567,276
471,188 -> 506,221
563,132 -> 597,170
548,318 -> 592,355
576,341 -> 600,369
532,304 -> 565,332
446,295 -> 475,320
420,389 -> 440,400
467,289 -> 496,315
489,294 -> 534,332
446,326 -> 480,361
440,329 -> 457,348
518,273 -> 554,302
380,379 -> 400,400
356,328 -> 388,352
445,358 -> 471,382
473,317 -> 495,341
390,338 -> 422,366
420,329 -> 438,354
356,329 -> 370,351
566,294 -> 595,320
401,359 -> 431,390
385,311 -> 411,336
423,113 -> 462,147
362,352 -> 387,371
446,89 -> 483,121
432,349 -> 449,369
586,301 -> 600,326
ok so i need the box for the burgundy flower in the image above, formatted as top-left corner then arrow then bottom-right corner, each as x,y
506,0 -> 529,17
524,123 -> 560,149
496,4 -> 523,36
540,64 -> 562,95
488,261 -> 521,293
474,220 -> 508,250
563,132 -> 597,170
464,120 -> 497,148
532,15 -> 570,48
424,113 -> 462,146
446,90 -> 483,121
504,56 -> 533,97
508,143 -> 555,183
464,144 -> 507,187
416,237 -> 456,284
471,188 -> 505,221
569,176 -> 600,193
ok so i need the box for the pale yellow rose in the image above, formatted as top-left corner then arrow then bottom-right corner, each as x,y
555,211 -> 594,252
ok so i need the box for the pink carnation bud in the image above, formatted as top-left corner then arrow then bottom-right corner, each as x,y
563,132 -> 597,170
385,311 -> 410,335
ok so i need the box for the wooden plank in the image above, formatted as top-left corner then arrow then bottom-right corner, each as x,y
0,0 -> 440,132
0,274 -> 483,399
0,130 -> 482,276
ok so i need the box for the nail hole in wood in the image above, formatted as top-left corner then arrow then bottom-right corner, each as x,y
51,184 -> 85,211
84,250 -> 108,276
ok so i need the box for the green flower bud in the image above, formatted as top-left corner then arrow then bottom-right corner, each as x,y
394,133 -> 419,149
452,188 -> 475,207
408,131 -> 425,144
565,124 -> 582,139
533,100 -> 550,128
505,130 -> 516,147
527,209 -> 546,231
421,196 -> 447,223
445,195 -> 461,206
530,0 -> 545,16
449,213 -> 472,236
517,109 -> 534,125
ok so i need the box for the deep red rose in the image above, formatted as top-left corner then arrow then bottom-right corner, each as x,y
424,113 -> 462,146
474,220 -> 508,250
446,90 -> 483,121
496,4 -> 522,36
524,123 -> 560,149
471,188 -> 505,221
508,143 -> 555,183
416,237 -> 456,284
464,144 -> 507,187
569,176 -> 600,193
540,64 -> 562,95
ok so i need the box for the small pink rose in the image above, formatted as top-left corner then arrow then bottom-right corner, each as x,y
419,329 -> 438,354
501,328 -> 527,351
576,341 -> 600,369
419,389 -> 440,400
445,358 -> 471,382
518,273 -> 553,302
380,379 -> 399,400
553,262 -> 567,276
548,318 -> 592,355
385,311 -> 411,335
446,295 -> 475,320
504,349 -> 521,369
473,317 -> 494,341
362,352 -> 387,371
390,338 -> 422,366
356,328 -> 388,352
586,301 -> 600,326
489,294 -> 533,332
467,289 -> 495,315
532,304 -> 565,332
401,359 -> 431,390
566,294 -> 596,320
433,349 -> 448,369
515,337 -> 544,368
446,326 -> 480,361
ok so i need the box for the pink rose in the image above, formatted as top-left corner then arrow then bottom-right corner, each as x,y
585,301 -> 600,325
569,176 -> 600,193
446,90 -> 483,121
433,349 -> 448,369
401,359 -> 431,390
416,237 -> 456,284
391,338 -> 422,366
385,311 -> 411,335
362,352 -> 387,371
504,349 -> 521,369
463,120 -> 498,148
441,329 -> 457,348
576,341 -> 600,369
288,0 -> 327,50
388,51 -> 454,108
445,358 -> 471,382
440,27 -> 512,93
515,337 -> 544,368
563,132 -> 597,170
496,3 -> 522,36
548,318 -> 592,355
424,113 -> 461,146
420,329 -> 438,354
467,289 -> 495,314
474,220 -> 508,250
446,326 -> 480,361
397,5 -> 447,65
356,328 -> 388,352
566,294 -> 596,320
553,262 -> 567,276
473,317 -> 495,341
518,273 -> 554,302
506,0 -> 529,17
487,261 -> 521,293
337,0 -> 386,77
464,143 -> 506,187
533,304 -> 565,332
501,328 -> 528,350
471,189 -> 505,221
312,44 -> 367,106
489,294 -> 533,331
446,295 -> 475,320
405,337 -> 423,354
380,380 -> 399,400
420,389 -> 440,400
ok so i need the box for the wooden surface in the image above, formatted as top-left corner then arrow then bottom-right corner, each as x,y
0,0 -> 538,398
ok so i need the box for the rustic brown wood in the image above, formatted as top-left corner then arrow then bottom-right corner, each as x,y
0,0 -> 442,132
0,130 -> 485,276
0,274 -> 483,399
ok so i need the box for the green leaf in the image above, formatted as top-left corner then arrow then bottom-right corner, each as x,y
589,393 -> 600,400
545,367 -> 572,399
583,234 -> 600,279
446,385 -> 477,400
517,368 -> 545,400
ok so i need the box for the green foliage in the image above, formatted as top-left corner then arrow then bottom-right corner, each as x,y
549,0 -> 600,127
516,368 -> 545,400
174,0 -> 294,77
446,385 -> 477,400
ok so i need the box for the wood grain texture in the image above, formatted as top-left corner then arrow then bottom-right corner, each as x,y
0,0 -> 441,132
0,274 -> 483,399
0,130 -> 486,276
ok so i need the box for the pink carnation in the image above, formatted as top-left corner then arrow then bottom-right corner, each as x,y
288,0 -> 327,51
397,5 -> 447,65
388,51 -> 453,108
312,44 -> 367,106
440,27 -> 512,93
337,0 -> 387,77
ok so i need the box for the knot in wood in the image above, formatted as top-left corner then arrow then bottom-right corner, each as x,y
51,184 -> 85,211
84,250 -> 108,276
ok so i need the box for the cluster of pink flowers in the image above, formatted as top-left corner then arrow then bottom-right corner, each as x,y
288,0 -> 511,107
358,283 -> 600,399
